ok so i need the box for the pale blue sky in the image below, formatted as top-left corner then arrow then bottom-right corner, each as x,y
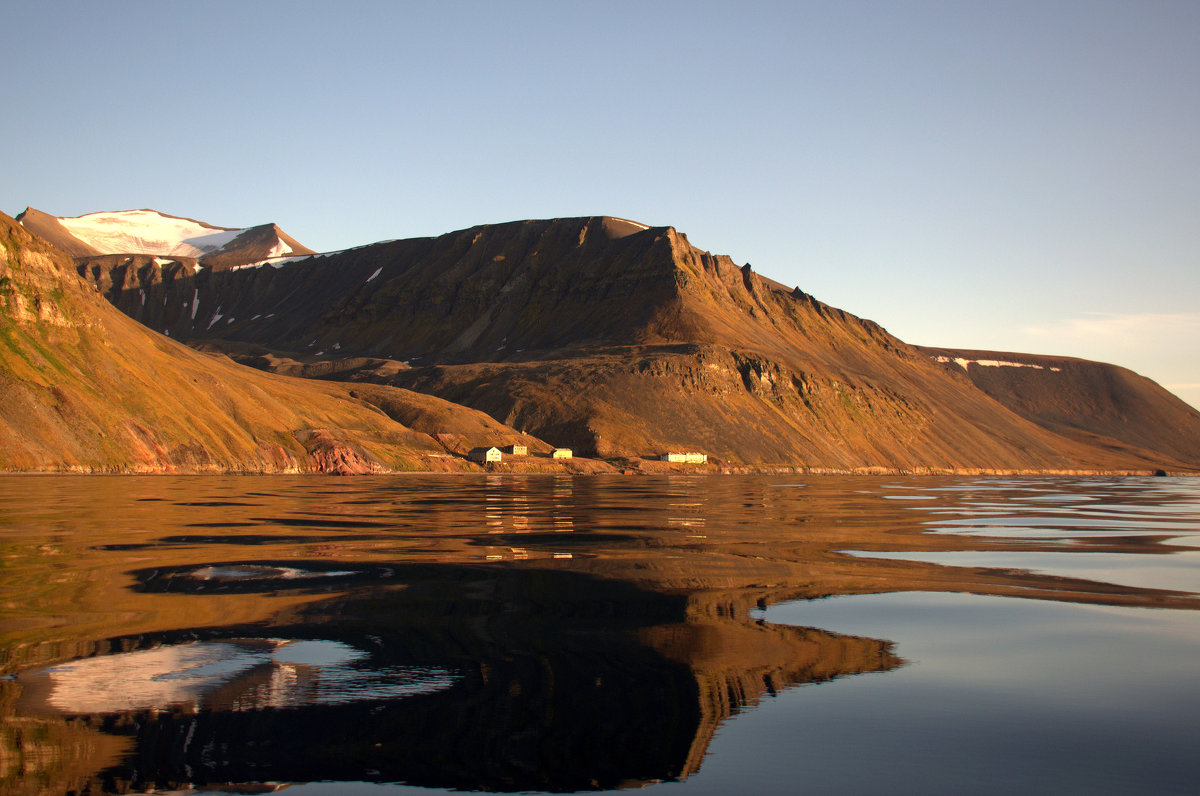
5,1 -> 1198,408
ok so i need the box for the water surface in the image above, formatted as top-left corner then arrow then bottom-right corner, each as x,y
1,474 -> 1197,794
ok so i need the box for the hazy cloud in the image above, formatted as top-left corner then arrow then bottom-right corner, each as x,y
1021,313 -> 1200,346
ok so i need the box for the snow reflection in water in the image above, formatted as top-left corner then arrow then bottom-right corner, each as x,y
189,564 -> 359,580
33,639 -> 459,714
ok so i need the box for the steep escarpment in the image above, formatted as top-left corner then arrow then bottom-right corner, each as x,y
0,211 -> 496,473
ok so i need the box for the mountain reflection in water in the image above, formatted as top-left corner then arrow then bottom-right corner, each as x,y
0,474 -> 1197,794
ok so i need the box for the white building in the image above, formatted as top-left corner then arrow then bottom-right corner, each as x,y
661,452 -> 707,464
468,446 -> 502,463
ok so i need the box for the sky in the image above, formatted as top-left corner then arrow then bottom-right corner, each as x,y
4,0 -> 1198,408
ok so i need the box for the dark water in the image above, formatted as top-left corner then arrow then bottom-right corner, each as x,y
1,474 -> 1197,794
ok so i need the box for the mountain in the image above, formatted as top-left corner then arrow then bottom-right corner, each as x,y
71,214 -> 1200,473
16,207 -> 314,268
920,347 -> 1200,468
0,210 -> 545,473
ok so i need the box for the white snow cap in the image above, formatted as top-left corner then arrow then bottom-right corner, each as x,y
58,209 -> 245,258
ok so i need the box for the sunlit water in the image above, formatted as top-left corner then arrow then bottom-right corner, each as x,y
1,474 -> 1197,794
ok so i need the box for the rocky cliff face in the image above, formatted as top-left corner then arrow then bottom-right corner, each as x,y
63,213 -> 1200,472
0,211 -> 534,473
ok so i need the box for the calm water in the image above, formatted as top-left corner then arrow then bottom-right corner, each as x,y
1,474 -> 1198,795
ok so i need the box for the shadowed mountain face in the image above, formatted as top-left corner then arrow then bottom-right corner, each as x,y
75,216 -> 681,359
73,214 -> 1200,471
0,211 -> 551,473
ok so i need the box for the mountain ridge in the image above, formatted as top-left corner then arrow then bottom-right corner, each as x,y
65,212 -> 1199,472
10,207 -> 1200,474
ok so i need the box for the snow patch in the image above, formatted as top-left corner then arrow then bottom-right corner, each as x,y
190,289 -> 199,320
230,254 -> 309,272
936,355 -> 1061,372
265,238 -> 293,259
58,210 -> 244,258
366,267 -> 382,283
207,307 -> 224,330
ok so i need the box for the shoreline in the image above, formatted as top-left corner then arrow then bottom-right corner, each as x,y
1,462 -> 1194,477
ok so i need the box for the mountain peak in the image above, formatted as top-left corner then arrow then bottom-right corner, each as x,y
16,207 -> 314,269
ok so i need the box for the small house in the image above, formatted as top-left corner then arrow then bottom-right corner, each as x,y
468,446 -> 502,463
505,444 -> 528,456
552,448 -> 573,459
661,452 -> 708,464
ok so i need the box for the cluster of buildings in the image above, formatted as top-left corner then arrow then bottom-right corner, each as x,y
660,452 -> 708,464
466,445 -> 709,466
467,444 -> 572,463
